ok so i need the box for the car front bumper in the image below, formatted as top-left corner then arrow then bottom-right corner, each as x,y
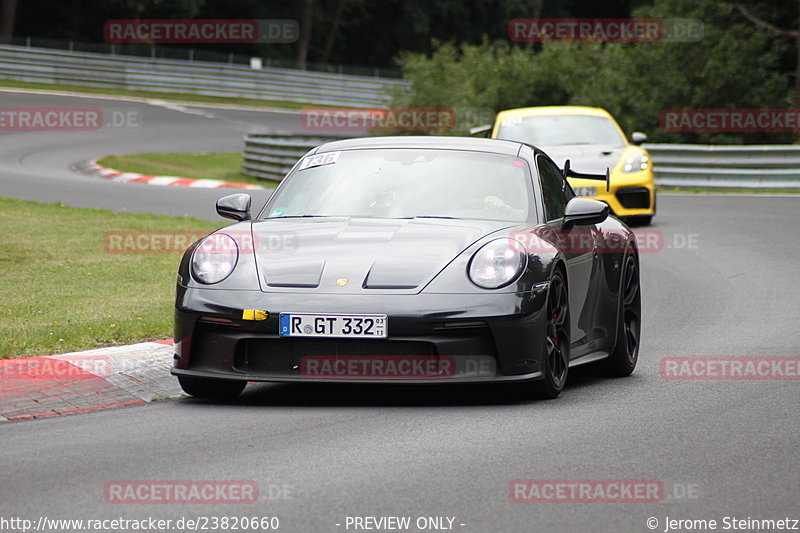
171,286 -> 550,384
569,170 -> 655,217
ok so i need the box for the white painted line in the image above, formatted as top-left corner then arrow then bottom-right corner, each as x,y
147,177 -> 183,186
0,87 -> 301,114
115,172 -> 146,182
188,179 -> 230,188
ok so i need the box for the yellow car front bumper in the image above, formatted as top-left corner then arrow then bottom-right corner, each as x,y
568,169 -> 655,218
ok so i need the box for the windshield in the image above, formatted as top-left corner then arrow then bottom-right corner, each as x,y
261,148 -> 530,222
496,114 -> 627,147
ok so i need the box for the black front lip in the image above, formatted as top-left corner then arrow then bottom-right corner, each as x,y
171,367 -> 544,384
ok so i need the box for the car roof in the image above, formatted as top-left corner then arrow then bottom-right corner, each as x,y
310,135 -> 525,156
496,106 -> 613,121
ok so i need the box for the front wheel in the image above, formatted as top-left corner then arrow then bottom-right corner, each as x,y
533,271 -> 570,399
178,376 -> 246,399
602,251 -> 641,376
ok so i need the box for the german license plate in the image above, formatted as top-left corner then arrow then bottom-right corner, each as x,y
573,186 -> 597,197
279,313 -> 387,338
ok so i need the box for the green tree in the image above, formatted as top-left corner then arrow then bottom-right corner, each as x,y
393,0 -> 792,143
566,0 -> 791,143
0,0 -> 18,43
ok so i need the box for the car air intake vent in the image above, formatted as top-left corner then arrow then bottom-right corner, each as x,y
616,187 -> 651,209
236,339 -> 437,374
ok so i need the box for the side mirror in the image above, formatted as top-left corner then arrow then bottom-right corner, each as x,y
469,124 -> 492,137
216,193 -> 251,221
631,132 -> 647,144
563,198 -> 609,228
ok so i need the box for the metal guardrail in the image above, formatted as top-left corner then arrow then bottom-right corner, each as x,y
644,144 -> 800,188
7,36 -> 403,78
242,133 -> 351,181
0,45 -> 407,107
244,137 -> 800,187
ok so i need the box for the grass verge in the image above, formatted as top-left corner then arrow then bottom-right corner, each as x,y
0,197 -> 221,359
97,152 -> 278,187
0,78 -> 344,111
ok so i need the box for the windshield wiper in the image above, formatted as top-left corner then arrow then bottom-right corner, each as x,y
412,215 -> 458,219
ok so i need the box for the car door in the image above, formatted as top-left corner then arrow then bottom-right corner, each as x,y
535,154 -> 598,354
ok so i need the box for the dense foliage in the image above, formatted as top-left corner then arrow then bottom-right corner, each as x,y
393,0 -> 794,143
3,0 -> 796,142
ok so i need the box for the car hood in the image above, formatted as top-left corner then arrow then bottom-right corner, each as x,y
540,145 -> 627,173
250,217 -> 513,293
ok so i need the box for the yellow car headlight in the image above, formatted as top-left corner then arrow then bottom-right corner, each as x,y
622,153 -> 649,173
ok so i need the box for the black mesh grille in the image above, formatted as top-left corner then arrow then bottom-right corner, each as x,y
616,186 -> 651,209
236,338 -> 436,374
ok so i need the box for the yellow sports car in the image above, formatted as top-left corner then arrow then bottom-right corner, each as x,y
488,106 -> 655,225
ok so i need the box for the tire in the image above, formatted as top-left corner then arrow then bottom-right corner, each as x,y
533,271 -> 571,399
178,376 -> 246,399
602,251 -> 641,377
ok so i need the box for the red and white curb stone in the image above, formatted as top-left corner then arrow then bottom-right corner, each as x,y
0,340 -> 183,422
75,160 -> 266,190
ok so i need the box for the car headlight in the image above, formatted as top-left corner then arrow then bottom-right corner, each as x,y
191,233 -> 239,284
468,238 -> 527,289
622,153 -> 649,173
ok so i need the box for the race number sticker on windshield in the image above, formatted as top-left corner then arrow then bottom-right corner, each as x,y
297,151 -> 341,171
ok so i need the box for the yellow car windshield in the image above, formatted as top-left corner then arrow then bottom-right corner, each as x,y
497,114 -> 626,147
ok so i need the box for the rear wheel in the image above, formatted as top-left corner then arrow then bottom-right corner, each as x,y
602,251 -> 641,376
534,271 -> 570,399
178,376 -> 246,399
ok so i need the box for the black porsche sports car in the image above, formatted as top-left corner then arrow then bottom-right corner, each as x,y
171,136 -> 641,399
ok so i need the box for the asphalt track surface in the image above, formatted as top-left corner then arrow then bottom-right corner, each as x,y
0,91 -> 288,218
2,90 -> 800,533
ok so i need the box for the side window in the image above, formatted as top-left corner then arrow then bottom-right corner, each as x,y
536,156 -> 569,221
